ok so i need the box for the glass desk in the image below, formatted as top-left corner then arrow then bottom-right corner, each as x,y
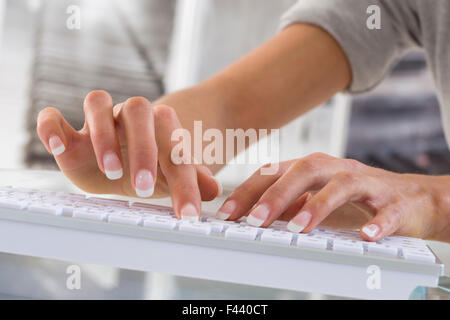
0,169 -> 448,300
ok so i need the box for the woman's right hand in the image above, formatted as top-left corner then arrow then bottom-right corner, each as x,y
36,90 -> 222,220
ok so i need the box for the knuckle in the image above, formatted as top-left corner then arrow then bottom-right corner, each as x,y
90,130 -> 112,142
123,96 -> 151,114
293,157 -> 318,172
334,171 -> 360,185
39,106 -> 59,116
84,90 -> 112,109
38,107 -> 60,119
173,183 -> 198,196
343,158 -> 364,171
309,152 -> 329,160
153,104 -> 176,119
37,107 -> 61,129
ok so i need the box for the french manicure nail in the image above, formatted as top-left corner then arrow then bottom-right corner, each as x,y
103,151 -> 123,180
135,169 -> 154,198
216,200 -> 237,220
49,135 -> 65,156
246,204 -> 270,227
287,221 -> 306,233
287,211 -> 312,233
181,203 -> 199,221
362,224 -> 379,238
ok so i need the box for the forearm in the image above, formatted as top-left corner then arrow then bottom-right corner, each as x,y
155,24 -> 352,172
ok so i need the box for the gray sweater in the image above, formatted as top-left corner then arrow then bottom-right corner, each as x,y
280,0 -> 450,145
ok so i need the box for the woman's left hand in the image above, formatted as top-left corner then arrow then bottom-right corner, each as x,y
216,153 -> 450,242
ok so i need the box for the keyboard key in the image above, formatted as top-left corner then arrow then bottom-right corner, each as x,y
63,193 -> 87,201
132,202 -> 175,215
367,243 -> 399,257
225,226 -> 259,241
61,206 -> 74,216
27,204 -> 63,216
0,199 -> 28,210
73,209 -> 108,222
203,218 -> 229,233
333,240 -> 364,255
143,217 -> 178,230
269,220 -> 289,231
88,197 -> 130,208
380,236 -> 426,247
209,223 -> 226,233
108,213 -> 142,226
206,217 -> 236,225
296,235 -> 328,250
179,221 -> 212,235
260,229 -> 293,245
403,248 -> 435,263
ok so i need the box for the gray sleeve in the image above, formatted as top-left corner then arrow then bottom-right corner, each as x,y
279,0 -> 420,94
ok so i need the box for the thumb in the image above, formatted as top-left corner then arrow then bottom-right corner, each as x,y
360,205 -> 403,241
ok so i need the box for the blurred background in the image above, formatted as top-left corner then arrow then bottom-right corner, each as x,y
0,0 -> 449,185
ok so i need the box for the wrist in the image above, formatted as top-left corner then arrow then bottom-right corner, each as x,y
427,175 -> 450,242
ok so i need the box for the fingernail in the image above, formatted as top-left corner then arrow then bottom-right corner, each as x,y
103,151 -> 123,180
49,135 -> 65,156
247,204 -> 270,227
181,203 -> 199,221
362,224 -> 379,238
216,200 -> 236,220
135,169 -> 154,198
287,211 -> 312,233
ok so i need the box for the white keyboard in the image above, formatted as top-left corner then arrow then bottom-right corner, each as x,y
0,186 -> 441,263
0,186 -> 444,299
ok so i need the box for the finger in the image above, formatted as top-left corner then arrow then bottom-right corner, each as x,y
118,97 -> 157,197
154,105 -> 201,220
36,107 -> 78,157
360,205 -> 404,241
245,154 -> 344,227
278,192 -> 312,221
196,165 -> 222,201
215,161 -> 291,221
83,90 -> 123,180
288,172 -> 389,233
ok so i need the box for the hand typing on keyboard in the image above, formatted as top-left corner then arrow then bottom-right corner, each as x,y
216,153 -> 450,243
36,91 -> 222,221
36,91 -> 449,243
